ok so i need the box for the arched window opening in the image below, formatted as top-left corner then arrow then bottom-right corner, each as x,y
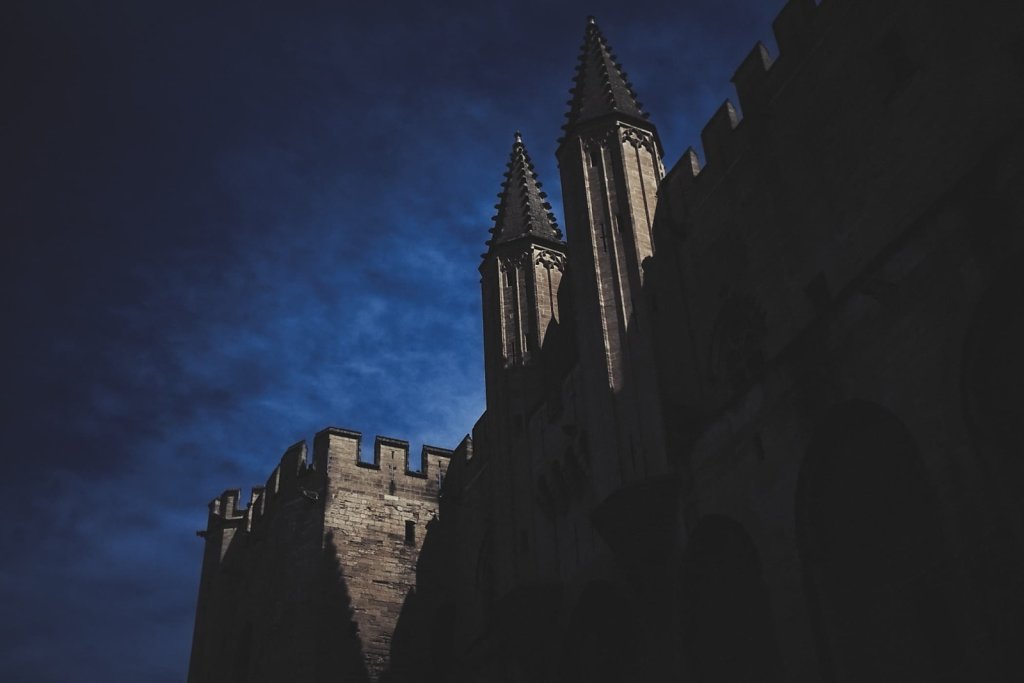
678,515 -> 783,683
559,581 -> 637,683
961,256 -> 1024,674
796,400 -> 959,682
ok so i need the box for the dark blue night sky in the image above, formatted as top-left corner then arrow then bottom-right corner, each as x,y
1,1 -> 781,680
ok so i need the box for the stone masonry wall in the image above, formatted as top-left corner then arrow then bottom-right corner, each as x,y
189,429 -> 452,683
314,428 -> 451,680
646,1 -> 1024,679
188,442 -> 330,683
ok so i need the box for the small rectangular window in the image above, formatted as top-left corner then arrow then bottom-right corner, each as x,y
405,520 -> 415,545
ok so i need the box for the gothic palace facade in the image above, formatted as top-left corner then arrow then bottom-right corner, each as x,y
189,1 -> 1024,680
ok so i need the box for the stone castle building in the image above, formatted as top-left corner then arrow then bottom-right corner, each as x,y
188,1 -> 1024,680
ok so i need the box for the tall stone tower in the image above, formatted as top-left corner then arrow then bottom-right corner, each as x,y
556,17 -> 667,495
480,132 -> 568,435
477,133 -> 569,603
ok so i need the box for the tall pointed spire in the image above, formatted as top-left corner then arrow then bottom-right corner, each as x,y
487,132 -> 563,250
563,17 -> 648,133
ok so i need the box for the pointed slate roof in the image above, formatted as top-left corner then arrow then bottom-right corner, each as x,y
563,17 -> 648,133
486,132 -> 563,251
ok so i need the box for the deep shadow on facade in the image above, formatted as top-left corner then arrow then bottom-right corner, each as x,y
188,2 -> 1024,680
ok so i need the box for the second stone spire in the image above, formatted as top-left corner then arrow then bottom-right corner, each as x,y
487,132 -> 563,251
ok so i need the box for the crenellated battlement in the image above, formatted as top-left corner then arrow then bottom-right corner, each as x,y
699,100 -> 740,170
662,0 -> 828,206
732,42 -> 774,116
772,0 -> 818,58
311,427 -> 452,487
202,440 -> 314,538
200,428 -> 454,542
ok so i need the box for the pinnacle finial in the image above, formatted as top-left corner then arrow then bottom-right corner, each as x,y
486,134 -> 563,254
563,17 -> 649,133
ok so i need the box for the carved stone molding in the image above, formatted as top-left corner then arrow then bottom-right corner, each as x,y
621,126 -> 655,153
499,252 -> 531,272
535,249 -> 567,272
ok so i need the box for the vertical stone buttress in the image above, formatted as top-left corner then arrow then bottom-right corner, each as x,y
557,17 -> 667,495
